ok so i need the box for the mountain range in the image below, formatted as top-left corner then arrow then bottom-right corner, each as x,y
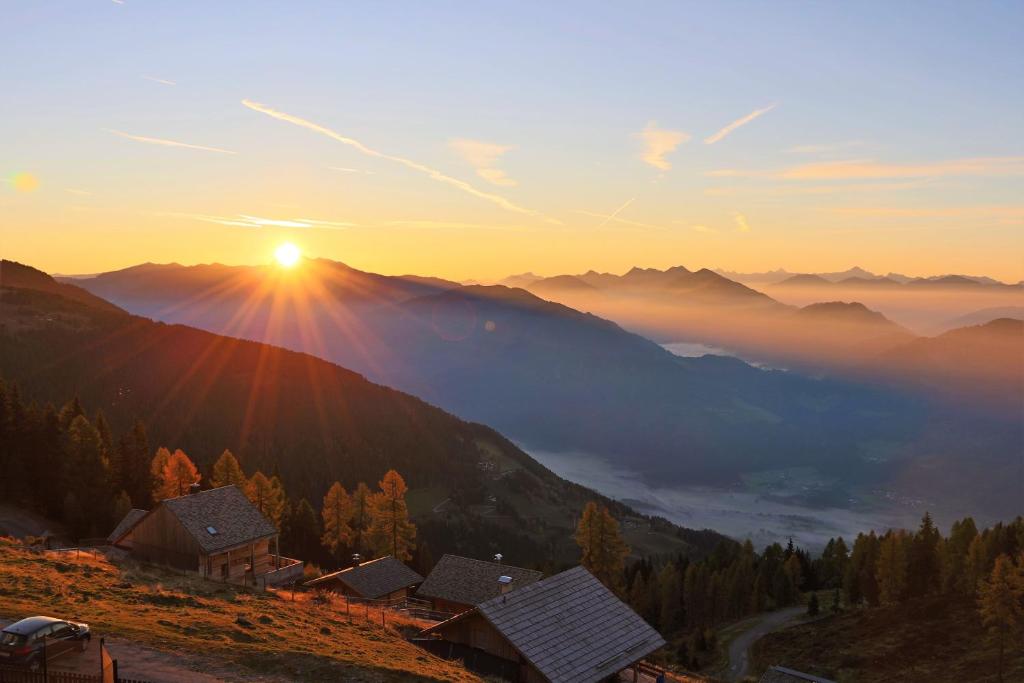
49,258 -> 1024,522
0,260 -> 724,564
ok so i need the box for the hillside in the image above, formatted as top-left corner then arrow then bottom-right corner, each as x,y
751,595 -> 1023,682
59,259 -> 1024,521
0,538 -> 475,681
0,262 -> 726,565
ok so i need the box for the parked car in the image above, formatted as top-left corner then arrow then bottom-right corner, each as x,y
0,616 -> 91,671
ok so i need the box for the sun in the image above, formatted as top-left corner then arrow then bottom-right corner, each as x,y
274,242 -> 301,268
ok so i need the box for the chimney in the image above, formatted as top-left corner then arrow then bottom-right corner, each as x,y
498,575 -> 513,596
188,482 -> 201,495
351,553 -> 362,568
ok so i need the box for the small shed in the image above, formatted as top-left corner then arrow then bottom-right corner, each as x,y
420,566 -> 665,683
305,555 -> 424,601
416,554 -> 542,613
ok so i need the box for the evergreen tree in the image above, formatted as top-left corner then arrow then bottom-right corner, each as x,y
368,470 -> 416,561
876,530 -> 909,605
909,512 -> 941,597
111,490 -> 132,523
156,449 -> 200,500
575,501 -> 629,591
119,421 -> 152,507
210,449 -> 247,488
977,554 -> 1024,683
807,592 -> 820,616
58,397 -> 84,431
320,482 -> 354,562
658,563 -> 683,631
65,415 -> 113,536
283,498 -> 321,561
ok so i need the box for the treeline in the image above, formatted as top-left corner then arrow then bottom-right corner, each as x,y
575,501 -> 1024,672
0,378 -> 426,573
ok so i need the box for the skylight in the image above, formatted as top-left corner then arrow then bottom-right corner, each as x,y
206,526 -> 218,535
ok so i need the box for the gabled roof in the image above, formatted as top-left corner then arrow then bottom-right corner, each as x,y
416,554 -> 542,606
112,485 -> 277,554
306,556 -> 424,599
424,566 -> 665,683
107,508 -> 147,543
760,666 -> 836,683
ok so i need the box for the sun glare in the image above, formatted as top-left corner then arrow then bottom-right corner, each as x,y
274,242 -> 301,268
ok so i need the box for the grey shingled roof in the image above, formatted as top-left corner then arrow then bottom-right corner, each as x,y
428,566 -> 665,683
760,666 -> 836,683
416,554 -> 542,606
160,485 -> 277,554
306,556 -> 424,598
107,508 -> 147,543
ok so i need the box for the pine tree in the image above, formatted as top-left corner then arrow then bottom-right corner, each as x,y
977,554 -> 1024,683
368,470 -> 416,561
210,449 -> 247,488
320,482 -> 353,561
348,482 -> 373,555
65,415 -> 113,537
156,449 -> 200,500
119,421 -> 152,507
658,563 -> 683,631
283,498 -> 320,561
909,511 -> 941,597
58,397 -> 84,431
876,530 -> 909,605
575,501 -> 629,591
807,592 -> 820,616
246,471 -> 286,528
111,490 -> 132,523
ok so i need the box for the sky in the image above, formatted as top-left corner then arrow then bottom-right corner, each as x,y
2,1 -> 1023,282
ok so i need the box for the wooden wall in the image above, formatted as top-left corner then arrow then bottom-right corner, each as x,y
125,507 -> 200,571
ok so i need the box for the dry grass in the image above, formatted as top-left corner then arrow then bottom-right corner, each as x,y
0,538 -> 478,682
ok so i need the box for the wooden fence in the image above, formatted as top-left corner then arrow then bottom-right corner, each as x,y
0,666 -> 147,683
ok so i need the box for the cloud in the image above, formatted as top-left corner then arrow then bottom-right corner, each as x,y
704,179 -> 932,197
690,224 -> 717,233
242,99 -> 559,224
637,122 -> 689,170
450,138 -> 517,187
781,157 -> 1024,180
385,220 -> 518,231
143,76 -> 176,86
106,129 -> 236,154
576,199 -> 665,231
704,104 -> 777,144
327,166 -> 375,175
786,141 -> 863,155
166,212 -> 355,229
733,212 -> 752,233
824,205 -> 1024,223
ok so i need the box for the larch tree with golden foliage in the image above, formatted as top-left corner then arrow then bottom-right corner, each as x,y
575,501 -> 630,591
246,471 -> 287,528
368,470 -> 416,561
978,554 -> 1024,683
209,449 -> 247,489
350,481 -> 373,555
150,447 -> 171,489
321,482 -> 354,561
156,449 -> 200,500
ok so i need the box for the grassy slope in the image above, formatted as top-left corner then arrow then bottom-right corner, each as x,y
0,538 -> 476,682
751,594 -> 1023,683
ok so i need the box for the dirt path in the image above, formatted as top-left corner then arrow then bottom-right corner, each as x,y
722,606 -> 804,682
0,621 -> 279,682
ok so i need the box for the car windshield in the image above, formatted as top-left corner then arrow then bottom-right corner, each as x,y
0,631 -> 27,646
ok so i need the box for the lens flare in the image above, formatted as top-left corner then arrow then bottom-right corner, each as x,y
11,172 -> 39,193
274,242 -> 301,268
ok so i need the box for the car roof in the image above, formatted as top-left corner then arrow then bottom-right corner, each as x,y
2,616 -> 64,635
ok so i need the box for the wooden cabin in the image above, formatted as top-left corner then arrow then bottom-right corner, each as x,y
109,485 -> 302,587
416,554 -> 541,614
305,555 -> 423,601
419,566 -> 665,683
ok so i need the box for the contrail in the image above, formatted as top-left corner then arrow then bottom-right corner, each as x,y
242,99 -> 561,225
